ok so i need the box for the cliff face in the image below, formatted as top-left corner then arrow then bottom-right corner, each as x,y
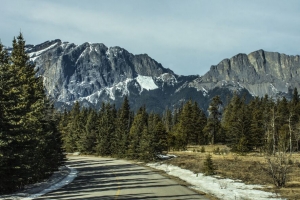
21,39 -> 300,112
190,50 -> 300,98
27,40 -> 173,104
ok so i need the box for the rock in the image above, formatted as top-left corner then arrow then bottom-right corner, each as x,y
22,39 -> 300,113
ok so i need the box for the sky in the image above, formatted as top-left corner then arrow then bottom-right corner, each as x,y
1,0 -> 300,76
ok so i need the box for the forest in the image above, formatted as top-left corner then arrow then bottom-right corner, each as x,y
0,34 -> 65,194
60,88 -> 300,159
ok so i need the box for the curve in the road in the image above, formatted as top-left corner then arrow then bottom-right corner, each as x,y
34,156 -> 209,200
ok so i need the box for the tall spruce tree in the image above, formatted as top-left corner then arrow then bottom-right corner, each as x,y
223,94 -> 252,152
249,97 -> 265,150
0,34 -> 65,193
63,101 -> 81,152
95,103 -> 116,156
127,106 -> 148,159
204,96 -> 222,144
191,102 -> 207,145
115,96 -> 132,157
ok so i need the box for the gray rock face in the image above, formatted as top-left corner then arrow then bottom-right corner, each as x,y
191,49 -> 300,98
24,39 -> 300,112
28,40 -> 173,104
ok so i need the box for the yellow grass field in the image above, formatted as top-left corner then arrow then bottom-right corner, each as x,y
164,145 -> 300,200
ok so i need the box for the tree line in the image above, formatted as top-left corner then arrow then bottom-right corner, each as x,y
60,89 -> 300,158
0,34 -> 65,194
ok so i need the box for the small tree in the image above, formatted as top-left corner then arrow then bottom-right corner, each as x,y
200,146 -> 205,153
203,154 -> 217,175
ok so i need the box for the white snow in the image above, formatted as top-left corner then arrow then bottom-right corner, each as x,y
21,166 -> 77,200
147,163 -> 283,200
202,87 -> 208,93
28,43 -> 58,61
270,84 -> 278,93
156,73 -> 178,88
115,78 -> 132,97
106,48 -> 110,56
136,75 -> 158,91
106,87 -> 115,100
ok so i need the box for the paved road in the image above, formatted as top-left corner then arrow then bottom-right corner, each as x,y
36,156 -> 209,200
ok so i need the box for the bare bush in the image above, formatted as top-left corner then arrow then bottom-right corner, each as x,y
264,152 -> 291,187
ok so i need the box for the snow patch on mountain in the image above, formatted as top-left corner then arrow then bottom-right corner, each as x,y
155,73 -> 178,87
28,43 -> 58,62
115,78 -> 132,96
136,75 -> 158,91
76,78 -> 134,103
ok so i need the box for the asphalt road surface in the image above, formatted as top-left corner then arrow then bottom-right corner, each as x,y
36,156 -> 209,200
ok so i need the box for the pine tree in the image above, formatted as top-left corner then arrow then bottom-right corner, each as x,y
127,106 -> 148,159
176,100 -> 193,147
191,102 -> 207,145
63,101 -> 81,152
115,96 -> 132,157
77,108 -> 97,154
249,97 -> 265,150
95,103 -> 116,156
0,42 -> 16,192
204,96 -> 222,145
149,114 -> 168,155
138,124 -> 154,161
222,94 -> 252,152
203,154 -> 216,175
0,34 -> 65,193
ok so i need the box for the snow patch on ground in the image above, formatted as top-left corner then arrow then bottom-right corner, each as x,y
0,166 -> 77,200
136,75 -> 158,91
147,163 -> 283,200
21,166 -> 77,200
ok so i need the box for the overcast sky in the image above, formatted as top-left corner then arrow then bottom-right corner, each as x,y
1,0 -> 300,76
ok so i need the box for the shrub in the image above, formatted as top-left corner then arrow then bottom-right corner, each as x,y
203,154 -> 217,175
213,147 -> 220,155
200,146 -> 205,153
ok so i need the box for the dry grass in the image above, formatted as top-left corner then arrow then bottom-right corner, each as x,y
164,145 -> 300,200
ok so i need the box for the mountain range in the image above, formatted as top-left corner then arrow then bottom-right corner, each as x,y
10,39 -> 300,112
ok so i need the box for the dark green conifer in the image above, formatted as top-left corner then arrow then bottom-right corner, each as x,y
127,106 -> 148,159
115,96 -> 132,157
0,34 -> 65,193
204,96 -> 222,145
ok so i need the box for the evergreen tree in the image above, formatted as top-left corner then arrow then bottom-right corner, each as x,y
203,154 -> 216,175
204,96 -> 222,144
78,108 -> 97,154
95,103 -> 116,156
249,97 -> 265,150
127,106 -> 148,159
292,87 -> 299,106
63,101 -> 81,152
150,114 -> 168,155
0,34 -> 65,193
192,102 -> 207,145
176,100 -> 193,146
223,94 -> 252,152
115,96 -> 132,157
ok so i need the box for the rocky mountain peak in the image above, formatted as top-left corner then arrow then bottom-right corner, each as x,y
27,40 -> 176,107
19,39 -> 300,112
190,49 -> 300,98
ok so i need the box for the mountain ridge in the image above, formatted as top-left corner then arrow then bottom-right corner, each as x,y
10,39 -> 300,112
